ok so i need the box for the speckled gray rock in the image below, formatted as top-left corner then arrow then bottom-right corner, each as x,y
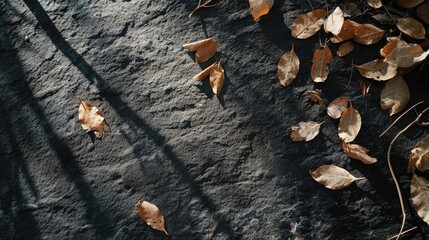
1,0 -> 429,239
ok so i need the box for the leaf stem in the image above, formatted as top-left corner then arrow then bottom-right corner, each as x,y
189,0 -> 220,18
77,96 -> 88,112
379,101 -> 424,137
386,226 -> 417,240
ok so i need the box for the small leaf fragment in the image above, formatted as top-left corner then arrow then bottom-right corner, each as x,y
360,80 -> 370,95
309,165 -> 365,190
324,6 -> 344,35
342,140 -> 377,164
410,174 -> 429,225
209,61 -> 224,96
192,62 -> 217,80
183,37 -> 218,63
355,59 -> 397,81
408,135 -> 429,173
338,103 -> 361,142
337,41 -> 354,57
367,0 -> 383,8
278,45 -> 300,87
291,121 -> 322,142
353,23 -> 385,45
78,98 -> 110,139
327,96 -> 349,119
397,18 -> 426,40
309,90 -> 326,109
249,0 -> 274,21
380,74 -> 410,116
397,0 -> 425,8
136,200 -> 168,235
311,44 -> 333,82
417,1 -> 429,24
291,9 -> 327,39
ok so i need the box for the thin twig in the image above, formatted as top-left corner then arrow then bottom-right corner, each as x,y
387,107 -> 429,240
386,226 -> 417,240
189,0 -> 221,18
306,0 -> 314,11
379,101 -> 424,137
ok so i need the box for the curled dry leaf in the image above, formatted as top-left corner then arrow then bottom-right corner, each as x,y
324,6 -> 344,36
417,1 -> 429,25
337,41 -> 354,57
291,9 -> 327,39
309,165 -> 366,190
338,103 -> 361,143
331,20 -> 358,43
291,121 -> 323,142
183,37 -> 218,63
355,59 -> 397,81
78,98 -> 110,139
136,200 -> 168,235
249,0 -> 274,21
311,44 -> 333,83
327,96 -> 349,119
353,23 -> 385,45
192,62 -> 217,80
277,45 -> 300,87
342,2 -> 361,17
360,80 -> 370,95
408,135 -> 429,173
380,36 -> 406,57
380,74 -> 410,116
367,0 -> 383,8
397,0 -> 425,8
385,43 -> 429,68
309,90 -> 326,109
341,140 -> 377,164
210,61 -> 224,96
397,18 -> 426,40
410,174 -> 429,225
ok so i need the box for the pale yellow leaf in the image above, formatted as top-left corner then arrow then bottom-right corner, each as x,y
353,23 -> 385,45
337,41 -> 354,57
311,45 -> 333,83
291,121 -> 323,142
309,165 -> 365,190
249,0 -> 274,21
291,9 -> 327,39
342,140 -> 377,164
355,59 -> 397,81
209,61 -> 224,96
397,18 -> 426,39
324,7 -> 344,35
397,0 -> 425,8
367,0 -> 383,8
327,96 -> 349,119
277,45 -> 300,87
338,104 -> 361,142
410,174 -> 429,225
136,200 -> 168,235
380,74 -> 410,116
78,98 -> 110,139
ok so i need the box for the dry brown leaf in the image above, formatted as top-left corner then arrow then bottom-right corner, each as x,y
338,103 -> 361,142
277,45 -> 300,87
311,45 -> 333,82
192,62 -> 217,80
337,41 -> 354,57
360,80 -> 370,95
78,98 -> 110,139
380,74 -> 410,116
342,140 -> 377,164
417,1 -> 429,24
291,9 -> 327,39
342,2 -> 361,17
397,18 -> 426,40
136,200 -> 168,235
353,23 -> 385,45
249,0 -> 274,21
210,61 -> 224,96
309,90 -> 326,109
355,59 -> 397,81
385,43 -> 429,68
327,96 -> 349,119
380,36 -> 406,57
291,121 -> 323,142
410,174 -> 429,225
324,7 -> 344,35
309,165 -> 365,190
183,37 -> 218,63
397,0 -> 425,8
367,0 -> 383,8
408,135 -> 429,173
331,20 -> 358,43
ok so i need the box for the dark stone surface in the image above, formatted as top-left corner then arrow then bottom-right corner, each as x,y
1,0 -> 429,239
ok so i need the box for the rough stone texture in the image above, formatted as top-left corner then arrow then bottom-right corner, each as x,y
1,0 -> 429,239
